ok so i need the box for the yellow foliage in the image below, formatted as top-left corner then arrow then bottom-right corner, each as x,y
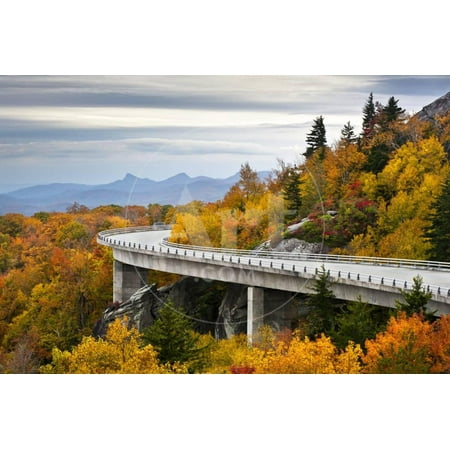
379,137 -> 446,191
351,137 -> 449,258
169,191 -> 284,249
41,318 -> 185,374
361,172 -> 379,200
324,143 -> 367,199
170,213 -> 211,246
203,329 -> 362,374
347,227 -> 378,257
204,334 -> 257,374
254,334 -> 362,374
376,218 -> 432,259
299,153 -> 328,214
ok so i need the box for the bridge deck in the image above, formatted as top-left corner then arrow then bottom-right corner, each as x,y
97,227 -> 450,314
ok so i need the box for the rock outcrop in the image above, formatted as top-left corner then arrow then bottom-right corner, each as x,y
273,238 -> 327,254
93,284 -> 161,337
94,276 -> 308,340
415,91 -> 450,122
93,277 -> 224,337
255,237 -> 328,254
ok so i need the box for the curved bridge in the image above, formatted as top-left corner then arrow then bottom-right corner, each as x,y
97,226 -> 450,341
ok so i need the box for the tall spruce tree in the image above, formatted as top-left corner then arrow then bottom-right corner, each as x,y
305,265 -> 341,337
426,175 -> 450,262
361,92 -> 376,142
142,300 -> 201,367
304,115 -> 327,159
382,96 -> 405,125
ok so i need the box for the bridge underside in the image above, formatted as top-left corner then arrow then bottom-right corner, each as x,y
112,249 -> 450,342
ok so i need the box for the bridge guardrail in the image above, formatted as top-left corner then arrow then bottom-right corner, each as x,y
159,238 -> 450,272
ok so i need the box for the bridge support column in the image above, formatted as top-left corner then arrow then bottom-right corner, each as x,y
247,286 -> 264,345
113,260 -> 148,303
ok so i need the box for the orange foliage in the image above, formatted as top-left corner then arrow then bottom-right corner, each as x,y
0,205 -> 144,366
363,313 -> 450,374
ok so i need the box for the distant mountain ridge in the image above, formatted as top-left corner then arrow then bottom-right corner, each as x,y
0,171 -> 270,216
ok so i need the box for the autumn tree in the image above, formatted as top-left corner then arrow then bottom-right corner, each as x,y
147,203 -> 172,225
41,317 -> 178,374
202,329 -> 363,374
323,142 -> 366,200
266,158 -> 292,194
362,313 -> 450,374
256,334 -> 363,374
4,328 -> 42,373
352,136 -> 449,258
237,162 -> 265,203
304,115 -> 327,159
66,202 -> 89,214
425,174 -> 450,261
297,150 -> 328,217
435,111 -> 450,157
363,313 -> 432,373
0,213 -> 25,237
221,163 -> 265,212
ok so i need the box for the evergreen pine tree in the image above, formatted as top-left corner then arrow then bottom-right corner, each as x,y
361,92 -> 376,142
382,96 -> 405,124
395,275 -> 435,320
332,297 -> 389,350
425,175 -> 450,262
364,143 -> 391,174
142,300 -> 201,366
376,96 -> 405,133
282,165 -> 302,222
340,121 -> 357,145
305,265 -> 341,337
304,115 -> 327,159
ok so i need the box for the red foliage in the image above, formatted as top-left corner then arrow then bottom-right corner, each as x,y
355,199 -> 374,210
230,365 -> 255,374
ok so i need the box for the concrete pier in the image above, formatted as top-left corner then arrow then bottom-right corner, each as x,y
247,286 -> 264,345
113,260 -> 148,303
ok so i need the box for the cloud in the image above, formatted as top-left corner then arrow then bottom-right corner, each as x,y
0,75 -> 385,113
1,75 -> 448,186
0,135 -> 270,161
368,76 -> 450,97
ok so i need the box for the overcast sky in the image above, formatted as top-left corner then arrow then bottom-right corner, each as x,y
1,75 -> 449,190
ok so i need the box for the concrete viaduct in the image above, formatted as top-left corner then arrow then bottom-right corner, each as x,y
97,226 -> 450,342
